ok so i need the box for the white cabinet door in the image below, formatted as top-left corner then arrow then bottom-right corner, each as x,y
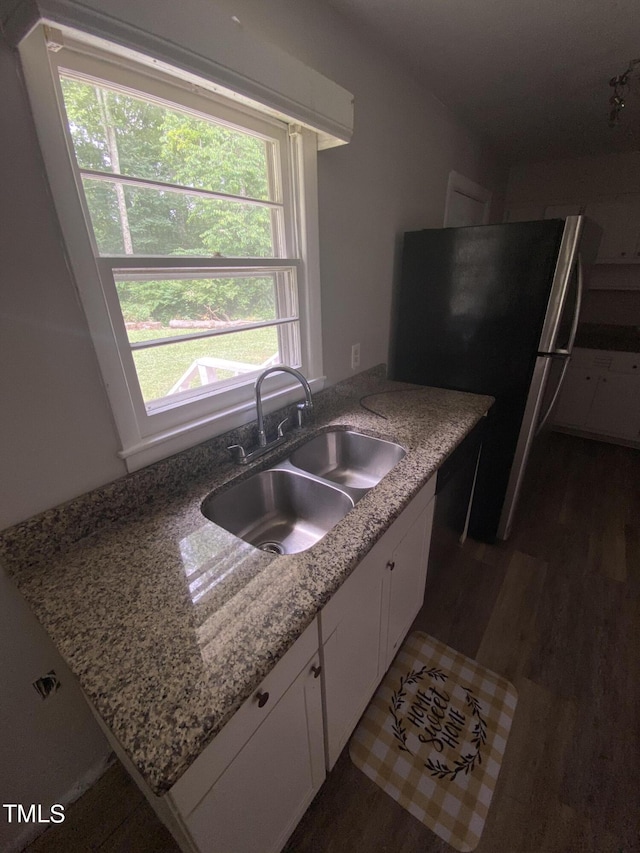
319,476 -> 436,769
552,350 -> 640,443
552,366 -> 598,427
585,199 -> 640,262
382,498 -> 435,671
185,653 -> 325,853
320,552 -> 385,770
585,374 -> 640,440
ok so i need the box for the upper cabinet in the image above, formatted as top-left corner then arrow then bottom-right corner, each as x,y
583,198 -> 640,263
504,195 -> 640,285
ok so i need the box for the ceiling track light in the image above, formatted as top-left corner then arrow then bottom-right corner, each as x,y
609,57 -> 640,127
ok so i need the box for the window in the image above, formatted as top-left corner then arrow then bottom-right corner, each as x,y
20,25 -> 324,469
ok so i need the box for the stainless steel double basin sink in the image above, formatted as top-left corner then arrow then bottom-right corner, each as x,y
201,429 -> 406,554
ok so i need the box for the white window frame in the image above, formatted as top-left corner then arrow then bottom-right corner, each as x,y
18,23 -> 325,471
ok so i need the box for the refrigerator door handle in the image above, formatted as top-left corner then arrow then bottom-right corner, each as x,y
535,354 -> 570,436
553,253 -> 584,357
538,216 -> 583,353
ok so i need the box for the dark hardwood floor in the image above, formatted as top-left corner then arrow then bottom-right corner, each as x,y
26,432 -> 640,852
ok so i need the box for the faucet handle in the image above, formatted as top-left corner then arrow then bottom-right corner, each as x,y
295,401 -> 313,429
276,418 -> 289,438
227,444 -> 247,463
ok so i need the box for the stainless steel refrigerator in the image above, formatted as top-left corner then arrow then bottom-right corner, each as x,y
390,215 -> 601,542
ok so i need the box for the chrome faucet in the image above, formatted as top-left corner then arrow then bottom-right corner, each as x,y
228,366 -> 314,464
255,366 -> 313,445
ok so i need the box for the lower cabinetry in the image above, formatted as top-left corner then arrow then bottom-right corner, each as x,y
105,476 -> 436,853
319,476 -> 436,769
552,349 -> 640,444
165,619 -> 325,853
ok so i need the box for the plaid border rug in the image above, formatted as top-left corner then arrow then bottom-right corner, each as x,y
349,632 -> 517,851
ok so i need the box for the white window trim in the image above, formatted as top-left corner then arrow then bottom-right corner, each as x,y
19,23 -> 327,471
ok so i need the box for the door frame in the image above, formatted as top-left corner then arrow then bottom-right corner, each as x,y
443,171 -> 492,227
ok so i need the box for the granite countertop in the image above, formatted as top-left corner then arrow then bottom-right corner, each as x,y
1,367 -> 492,796
575,323 -> 640,352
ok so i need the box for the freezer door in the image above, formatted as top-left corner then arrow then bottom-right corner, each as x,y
497,355 -> 554,540
391,220 -> 565,397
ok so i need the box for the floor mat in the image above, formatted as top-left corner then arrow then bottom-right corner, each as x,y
349,631 -> 517,851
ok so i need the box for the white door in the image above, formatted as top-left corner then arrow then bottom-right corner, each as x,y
446,191 -> 487,227
444,171 -> 491,227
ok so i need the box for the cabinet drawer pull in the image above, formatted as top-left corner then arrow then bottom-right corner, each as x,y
387,560 -> 395,571
256,691 -> 269,708
311,664 -> 322,678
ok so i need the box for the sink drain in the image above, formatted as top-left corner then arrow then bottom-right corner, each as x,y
258,541 -> 284,555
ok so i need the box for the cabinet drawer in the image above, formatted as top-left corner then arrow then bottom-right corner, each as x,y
169,618 -> 319,816
569,348 -> 640,374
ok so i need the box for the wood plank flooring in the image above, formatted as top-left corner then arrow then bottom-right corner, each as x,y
26,432 -> 640,852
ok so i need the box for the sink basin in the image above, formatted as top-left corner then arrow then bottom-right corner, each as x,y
288,430 -> 406,491
201,469 -> 354,555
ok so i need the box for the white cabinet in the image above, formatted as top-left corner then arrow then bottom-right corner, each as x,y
553,349 -> 640,443
584,372 -> 640,439
584,198 -> 640,263
167,619 -> 325,853
319,545 -> 385,771
552,366 -> 598,427
381,490 -> 435,670
505,195 -> 640,268
319,477 -> 436,769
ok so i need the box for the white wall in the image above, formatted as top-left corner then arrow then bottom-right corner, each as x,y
0,573 -> 111,853
0,32 -> 115,850
0,0 -> 506,844
506,151 -> 640,325
0,28 -> 127,533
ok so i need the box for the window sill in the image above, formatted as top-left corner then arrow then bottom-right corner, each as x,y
119,376 -> 326,471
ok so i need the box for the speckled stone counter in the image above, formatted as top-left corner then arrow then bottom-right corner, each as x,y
0,367 -> 492,796
575,323 -> 640,352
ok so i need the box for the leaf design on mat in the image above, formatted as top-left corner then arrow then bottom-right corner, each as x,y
471,717 -> 487,747
452,753 -> 479,777
426,757 -> 454,779
463,687 -> 483,715
426,667 -> 447,682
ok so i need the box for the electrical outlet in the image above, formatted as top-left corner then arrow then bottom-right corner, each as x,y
33,671 -> 61,700
351,343 -> 361,370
